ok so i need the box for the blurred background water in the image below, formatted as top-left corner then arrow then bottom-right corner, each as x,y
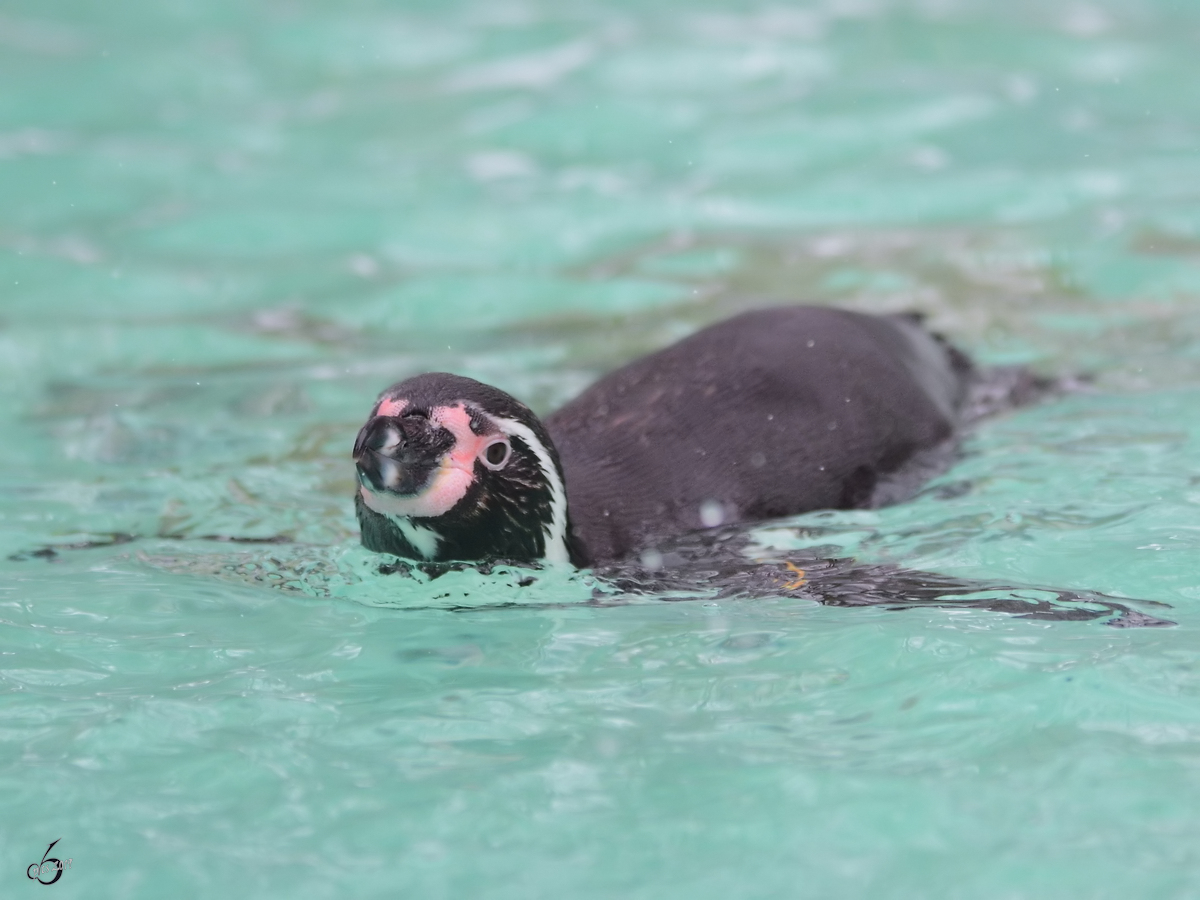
5,0 -> 1200,896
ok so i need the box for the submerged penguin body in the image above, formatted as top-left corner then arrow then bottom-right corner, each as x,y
353,306 -> 975,567
546,307 -> 971,564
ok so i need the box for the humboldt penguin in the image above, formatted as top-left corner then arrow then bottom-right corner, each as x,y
353,306 -> 981,567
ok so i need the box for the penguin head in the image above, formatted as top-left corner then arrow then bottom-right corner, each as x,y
352,373 -> 580,566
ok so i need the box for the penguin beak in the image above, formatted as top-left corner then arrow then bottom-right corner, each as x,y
353,415 -> 449,496
353,416 -> 400,493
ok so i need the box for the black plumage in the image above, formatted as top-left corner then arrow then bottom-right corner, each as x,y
547,306 -> 972,564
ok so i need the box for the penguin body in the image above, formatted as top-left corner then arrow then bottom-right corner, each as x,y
546,307 -> 971,563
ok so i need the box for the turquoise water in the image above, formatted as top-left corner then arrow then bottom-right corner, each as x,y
6,0 -> 1200,895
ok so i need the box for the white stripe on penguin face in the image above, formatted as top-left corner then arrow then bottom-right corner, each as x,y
485,414 -> 570,565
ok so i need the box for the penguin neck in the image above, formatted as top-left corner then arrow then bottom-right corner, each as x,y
355,487 -> 584,567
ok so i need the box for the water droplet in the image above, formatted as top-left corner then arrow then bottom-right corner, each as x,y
699,500 -> 724,528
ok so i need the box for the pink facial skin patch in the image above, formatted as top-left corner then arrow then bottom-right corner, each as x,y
359,402 -> 495,520
375,397 -> 408,417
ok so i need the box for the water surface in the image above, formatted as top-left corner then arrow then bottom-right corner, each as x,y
5,0 -> 1200,896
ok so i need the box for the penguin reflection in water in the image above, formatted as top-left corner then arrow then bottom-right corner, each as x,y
353,306 -> 1170,627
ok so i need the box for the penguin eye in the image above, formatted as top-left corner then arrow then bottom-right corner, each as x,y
481,439 -> 511,471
